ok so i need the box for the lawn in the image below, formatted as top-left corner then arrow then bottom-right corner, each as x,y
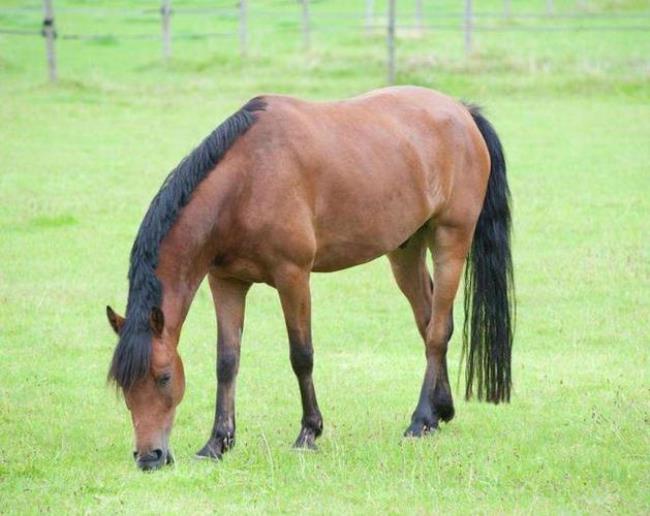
1,0 -> 649,513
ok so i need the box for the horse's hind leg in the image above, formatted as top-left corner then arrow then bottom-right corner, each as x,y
389,231 -> 437,434
388,231 -> 432,341
402,224 -> 473,436
390,225 -> 465,435
196,275 -> 251,460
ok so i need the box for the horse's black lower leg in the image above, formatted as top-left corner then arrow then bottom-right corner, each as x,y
277,267 -> 323,450
289,330 -> 323,449
405,323 -> 456,436
196,276 -> 250,460
196,347 -> 239,459
405,324 -> 454,436
405,363 -> 439,436
433,333 -> 454,422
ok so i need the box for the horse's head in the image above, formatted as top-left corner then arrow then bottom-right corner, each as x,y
106,305 -> 185,471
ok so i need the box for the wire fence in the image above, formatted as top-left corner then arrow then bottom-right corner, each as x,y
1,1 -> 649,83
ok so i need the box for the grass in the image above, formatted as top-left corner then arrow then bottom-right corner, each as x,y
1,0 -> 649,513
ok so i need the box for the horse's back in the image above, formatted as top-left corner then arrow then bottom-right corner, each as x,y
256,86 -> 488,216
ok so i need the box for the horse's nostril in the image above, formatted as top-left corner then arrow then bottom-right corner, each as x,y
135,448 -> 164,465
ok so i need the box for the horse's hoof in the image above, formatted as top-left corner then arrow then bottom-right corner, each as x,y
195,447 -> 221,461
293,439 -> 318,451
195,440 -> 227,461
403,418 -> 438,438
293,427 -> 319,450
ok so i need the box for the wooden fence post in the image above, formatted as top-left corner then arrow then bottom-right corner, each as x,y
504,0 -> 511,18
301,0 -> 310,52
239,0 -> 248,57
160,0 -> 172,60
365,0 -> 374,34
415,0 -> 423,34
546,0 -> 554,15
464,0 -> 473,56
387,0 -> 396,84
42,0 -> 57,82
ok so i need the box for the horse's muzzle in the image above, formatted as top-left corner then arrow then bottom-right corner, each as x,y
134,448 -> 174,471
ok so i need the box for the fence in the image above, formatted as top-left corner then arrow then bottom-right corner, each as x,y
1,1 -> 649,85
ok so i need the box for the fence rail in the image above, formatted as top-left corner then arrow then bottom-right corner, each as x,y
1,1 -> 648,84
2,6 -> 650,18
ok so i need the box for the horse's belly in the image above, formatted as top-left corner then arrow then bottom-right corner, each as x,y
312,241 -> 390,272
311,191 -> 433,272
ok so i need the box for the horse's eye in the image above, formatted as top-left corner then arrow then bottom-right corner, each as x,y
157,374 -> 171,387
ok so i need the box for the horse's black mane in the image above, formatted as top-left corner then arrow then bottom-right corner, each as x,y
109,97 -> 266,390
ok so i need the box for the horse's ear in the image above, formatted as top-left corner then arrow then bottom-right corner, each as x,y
106,305 -> 125,335
149,306 -> 165,337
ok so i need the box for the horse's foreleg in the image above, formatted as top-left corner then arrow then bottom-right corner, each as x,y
196,275 -> 251,460
405,225 -> 472,436
276,266 -> 323,450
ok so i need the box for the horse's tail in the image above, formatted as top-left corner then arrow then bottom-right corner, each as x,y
462,105 -> 515,404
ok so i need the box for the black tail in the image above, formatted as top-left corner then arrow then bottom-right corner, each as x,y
462,105 -> 515,404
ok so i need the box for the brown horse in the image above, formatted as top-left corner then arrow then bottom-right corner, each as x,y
106,86 -> 514,471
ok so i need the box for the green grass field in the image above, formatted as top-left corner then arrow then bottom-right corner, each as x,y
1,0 -> 649,513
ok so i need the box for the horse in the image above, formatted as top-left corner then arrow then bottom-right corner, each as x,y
106,86 -> 514,471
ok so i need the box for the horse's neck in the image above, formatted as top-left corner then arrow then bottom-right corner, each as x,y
155,163 -> 237,336
156,226 -> 212,338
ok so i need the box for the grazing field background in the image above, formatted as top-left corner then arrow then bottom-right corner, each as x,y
1,0 -> 649,513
